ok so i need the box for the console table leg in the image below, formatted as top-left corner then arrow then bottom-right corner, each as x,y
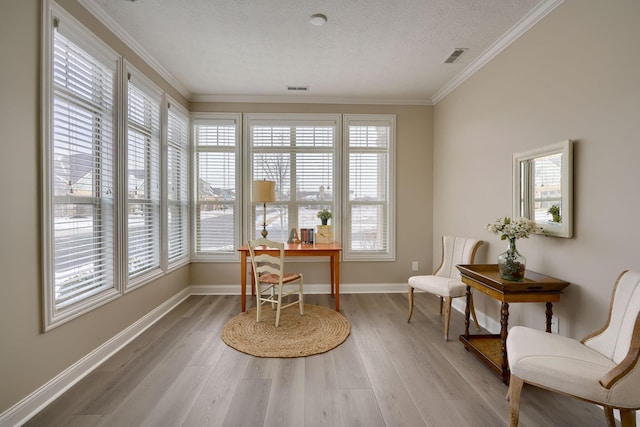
501,302 -> 510,384
464,285 -> 471,338
545,302 -> 553,333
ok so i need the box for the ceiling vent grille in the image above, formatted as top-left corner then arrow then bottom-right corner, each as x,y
287,86 -> 309,91
444,48 -> 468,64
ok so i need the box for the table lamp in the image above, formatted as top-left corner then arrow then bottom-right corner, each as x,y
253,180 -> 276,238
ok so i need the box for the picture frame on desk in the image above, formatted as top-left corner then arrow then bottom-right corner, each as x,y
316,224 -> 333,244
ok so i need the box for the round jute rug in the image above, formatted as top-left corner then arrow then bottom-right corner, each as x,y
221,304 -> 350,358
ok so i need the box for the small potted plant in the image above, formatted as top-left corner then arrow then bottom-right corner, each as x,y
317,208 -> 332,225
547,205 -> 561,223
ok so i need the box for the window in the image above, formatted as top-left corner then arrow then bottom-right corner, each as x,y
166,101 -> 189,265
43,2 -> 192,329
42,5 -> 120,329
343,114 -> 395,261
126,69 -> 162,283
193,113 -> 242,259
245,114 -> 340,243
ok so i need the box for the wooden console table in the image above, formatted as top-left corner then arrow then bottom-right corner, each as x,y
456,264 -> 570,384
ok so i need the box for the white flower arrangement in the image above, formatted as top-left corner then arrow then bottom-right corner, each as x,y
486,216 -> 538,240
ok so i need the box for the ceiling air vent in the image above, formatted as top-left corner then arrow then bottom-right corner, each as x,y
287,86 -> 309,92
444,48 -> 468,64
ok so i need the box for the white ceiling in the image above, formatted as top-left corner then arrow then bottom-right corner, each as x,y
80,0 -> 561,104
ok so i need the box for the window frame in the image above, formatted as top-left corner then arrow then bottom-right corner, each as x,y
41,1 -> 122,330
243,113 -> 341,245
342,114 -> 396,261
124,63 -> 164,289
164,97 -> 190,270
191,112 -> 243,261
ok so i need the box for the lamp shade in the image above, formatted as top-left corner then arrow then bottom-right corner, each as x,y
252,180 -> 276,203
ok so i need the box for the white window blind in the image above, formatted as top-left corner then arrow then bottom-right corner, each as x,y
344,115 -> 395,260
127,73 -> 161,279
166,103 -> 189,263
193,114 -> 241,258
44,8 -> 119,329
246,115 -> 339,242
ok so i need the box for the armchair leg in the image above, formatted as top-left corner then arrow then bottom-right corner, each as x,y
508,374 -> 524,427
407,286 -> 414,322
439,296 -> 444,315
444,296 -> 452,340
619,409 -> 636,427
604,407 -> 616,427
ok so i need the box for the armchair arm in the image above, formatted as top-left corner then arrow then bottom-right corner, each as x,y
599,312 -> 640,389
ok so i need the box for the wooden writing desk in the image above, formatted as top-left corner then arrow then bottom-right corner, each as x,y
456,264 -> 570,384
238,242 -> 343,312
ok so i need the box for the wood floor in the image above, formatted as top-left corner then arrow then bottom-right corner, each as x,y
25,293 -> 608,427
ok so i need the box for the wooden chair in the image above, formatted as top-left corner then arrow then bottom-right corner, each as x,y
507,270 -> 640,427
407,236 -> 483,340
248,238 -> 304,327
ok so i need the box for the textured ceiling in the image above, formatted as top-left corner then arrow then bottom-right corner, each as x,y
82,0 -> 553,104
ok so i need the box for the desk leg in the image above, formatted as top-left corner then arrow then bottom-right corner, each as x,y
464,285 -> 471,338
545,302 -> 553,333
335,254 -> 340,312
501,302 -> 510,384
240,252 -> 247,312
330,255 -> 335,296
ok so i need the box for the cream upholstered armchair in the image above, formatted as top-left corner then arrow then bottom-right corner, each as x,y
507,270 -> 640,427
407,236 -> 483,340
248,238 -> 304,327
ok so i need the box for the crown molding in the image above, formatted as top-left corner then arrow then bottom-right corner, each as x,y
431,0 -> 564,104
190,94 -> 433,106
76,0 -> 562,107
77,0 -> 192,99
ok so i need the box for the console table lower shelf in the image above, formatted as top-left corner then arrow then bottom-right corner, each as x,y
456,264 -> 570,384
459,335 -> 505,378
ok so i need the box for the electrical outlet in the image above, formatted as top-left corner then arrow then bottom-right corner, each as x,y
411,261 -> 419,271
550,316 -> 559,334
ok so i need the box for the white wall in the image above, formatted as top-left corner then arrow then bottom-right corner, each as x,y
434,0 -> 640,339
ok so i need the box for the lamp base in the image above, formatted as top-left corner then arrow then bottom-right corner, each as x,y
261,202 -> 268,238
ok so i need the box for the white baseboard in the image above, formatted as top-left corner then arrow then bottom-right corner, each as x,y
190,282 -> 406,295
0,289 -> 191,427
451,298 -> 501,334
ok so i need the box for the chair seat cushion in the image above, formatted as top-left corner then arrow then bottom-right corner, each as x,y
258,272 -> 301,284
507,326 -> 619,405
408,275 -> 466,298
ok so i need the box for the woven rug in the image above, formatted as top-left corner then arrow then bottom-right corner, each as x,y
221,304 -> 350,358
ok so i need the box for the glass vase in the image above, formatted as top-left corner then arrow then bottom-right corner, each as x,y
497,237 -> 526,281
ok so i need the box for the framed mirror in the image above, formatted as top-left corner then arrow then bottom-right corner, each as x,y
513,140 -> 573,238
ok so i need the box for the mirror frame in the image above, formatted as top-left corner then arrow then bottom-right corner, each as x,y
512,140 -> 573,238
